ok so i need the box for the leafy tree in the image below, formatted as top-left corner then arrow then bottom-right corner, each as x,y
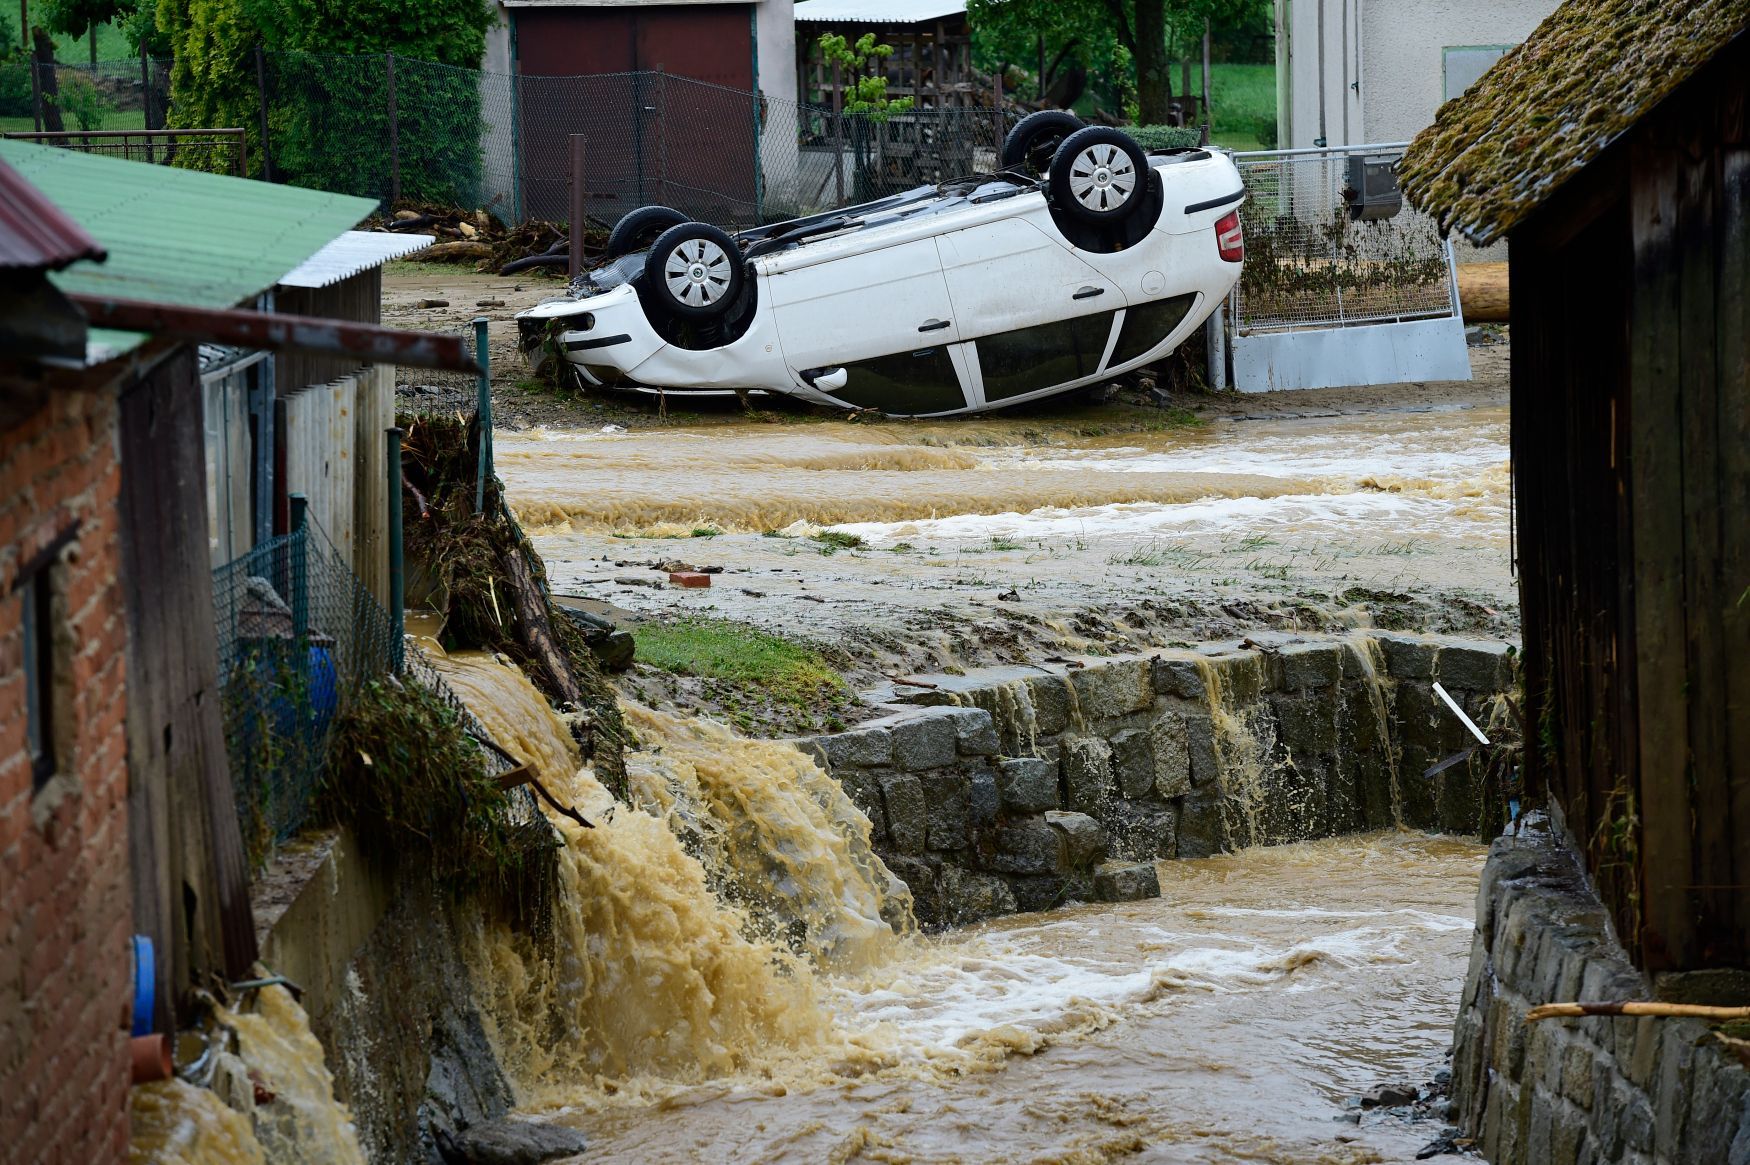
969,0 -> 1267,125
817,32 -> 914,120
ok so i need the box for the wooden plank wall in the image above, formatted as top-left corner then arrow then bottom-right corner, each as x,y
283,374 -> 360,570
119,345 -> 258,1000
353,364 -> 394,610
201,369 -> 253,566
1518,35 -> 1749,973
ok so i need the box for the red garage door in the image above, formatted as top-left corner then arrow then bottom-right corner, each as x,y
515,5 -> 759,224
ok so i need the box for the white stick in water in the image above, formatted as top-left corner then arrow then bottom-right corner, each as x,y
1433,682 -> 1491,746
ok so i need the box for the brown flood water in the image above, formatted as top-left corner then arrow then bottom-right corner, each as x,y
548,833 -> 1483,1164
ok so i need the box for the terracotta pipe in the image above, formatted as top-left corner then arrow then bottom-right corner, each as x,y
131,1033 -> 172,1083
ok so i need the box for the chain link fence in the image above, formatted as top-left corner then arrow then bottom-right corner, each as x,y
212,516 -> 397,864
1229,145 -> 1457,334
181,51 -> 1009,227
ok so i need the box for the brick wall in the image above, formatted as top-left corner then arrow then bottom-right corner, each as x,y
0,384 -> 132,1165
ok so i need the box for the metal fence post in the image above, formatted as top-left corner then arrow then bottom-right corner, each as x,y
289,492 -> 309,639
568,134 -> 586,281
386,427 -> 405,671
473,316 -> 492,513
992,67 -> 1004,151
831,63 -> 844,206
386,52 -> 400,206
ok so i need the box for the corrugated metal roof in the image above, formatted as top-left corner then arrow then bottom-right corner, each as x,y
0,155 -> 106,272
0,140 -> 376,363
278,230 -> 435,288
794,0 -> 966,24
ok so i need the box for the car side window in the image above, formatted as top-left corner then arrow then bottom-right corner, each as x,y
977,313 -> 1116,402
1108,294 -> 1198,368
828,346 -> 968,414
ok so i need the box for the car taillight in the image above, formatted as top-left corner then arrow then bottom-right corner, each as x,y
1215,211 -> 1244,262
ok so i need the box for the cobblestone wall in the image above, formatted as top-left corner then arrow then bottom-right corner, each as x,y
799,631 -> 1514,927
1451,820 -> 1750,1163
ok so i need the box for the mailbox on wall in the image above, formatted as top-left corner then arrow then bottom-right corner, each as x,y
1343,153 -> 1403,221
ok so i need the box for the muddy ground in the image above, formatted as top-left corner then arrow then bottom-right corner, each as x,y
386,264 -> 1513,733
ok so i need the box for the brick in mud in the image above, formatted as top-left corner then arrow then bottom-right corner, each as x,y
668,571 -> 711,587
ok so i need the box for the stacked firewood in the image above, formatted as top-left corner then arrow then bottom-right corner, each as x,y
370,206 -> 610,276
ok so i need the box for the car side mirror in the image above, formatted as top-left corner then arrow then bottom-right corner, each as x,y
812,367 -> 849,392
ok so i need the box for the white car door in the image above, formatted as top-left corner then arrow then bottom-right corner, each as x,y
937,216 -> 1123,407
768,236 -> 972,414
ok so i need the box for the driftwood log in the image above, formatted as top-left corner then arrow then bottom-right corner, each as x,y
499,543 -> 584,708
1456,262 -> 1509,322
420,240 -> 494,264
1526,1001 -> 1750,1023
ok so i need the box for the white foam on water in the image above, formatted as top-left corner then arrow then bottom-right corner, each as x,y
827,490 -> 1452,545
830,919 -> 1421,1054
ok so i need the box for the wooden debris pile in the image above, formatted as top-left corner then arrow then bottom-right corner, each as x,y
370,205 -> 612,277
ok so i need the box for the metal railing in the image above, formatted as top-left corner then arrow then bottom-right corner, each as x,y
1227,142 -> 1459,335
0,127 -> 247,175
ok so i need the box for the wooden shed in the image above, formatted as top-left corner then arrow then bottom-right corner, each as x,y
1400,0 -> 1750,974
794,0 -> 973,109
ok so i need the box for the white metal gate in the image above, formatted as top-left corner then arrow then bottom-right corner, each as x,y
1226,142 -> 1470,392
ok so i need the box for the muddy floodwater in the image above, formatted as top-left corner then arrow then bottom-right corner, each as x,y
500,383 -> 1513,670
539,833 -> 1484,1164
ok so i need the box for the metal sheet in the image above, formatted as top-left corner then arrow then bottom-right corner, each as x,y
1231,317 -> 1472,393
277,231 -> 434,289
793,0 -> 966,23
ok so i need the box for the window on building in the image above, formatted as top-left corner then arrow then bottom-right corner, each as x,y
1443,46 -> 1515,102
22,565 -> 57,793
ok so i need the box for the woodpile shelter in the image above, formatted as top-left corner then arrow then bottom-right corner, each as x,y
794,0 -> 974,109
1400,0 -> 1750,974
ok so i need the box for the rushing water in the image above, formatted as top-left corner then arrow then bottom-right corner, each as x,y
427,651 -> 1484,1164
128,987 -> 366,1165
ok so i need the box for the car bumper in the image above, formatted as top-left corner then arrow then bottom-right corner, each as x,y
515,284 -> 666,378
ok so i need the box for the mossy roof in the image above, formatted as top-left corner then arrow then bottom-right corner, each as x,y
1398,0 -> 1750,245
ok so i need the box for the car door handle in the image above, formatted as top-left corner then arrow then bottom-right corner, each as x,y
918,319 -> 951,332
1073,285 -> 1105,300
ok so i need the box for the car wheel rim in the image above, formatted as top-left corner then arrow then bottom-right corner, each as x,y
1067,144 -> 1136,212
663,238 -> 732,306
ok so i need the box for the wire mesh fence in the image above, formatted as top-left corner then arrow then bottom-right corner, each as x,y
1229,145 -> 1457,334
212,516 -> 398,864
255,52 -> 1014,227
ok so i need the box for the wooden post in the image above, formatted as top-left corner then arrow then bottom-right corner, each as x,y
1202,20 -> 1213,123
831,62 -> 844,206
386,427 -> 405,671
140,39 -> 153,147
385,52 -> 400,206
473,316 -> 492,513
568,134 -> 586,280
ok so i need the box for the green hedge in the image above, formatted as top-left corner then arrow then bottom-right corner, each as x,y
1128,124 -> 1206,151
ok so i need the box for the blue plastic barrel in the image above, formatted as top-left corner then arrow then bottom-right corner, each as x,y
130,935 -> 155,1036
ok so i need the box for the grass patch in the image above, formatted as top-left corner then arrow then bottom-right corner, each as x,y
811,530 -> 865,554
634,617 -> 847,707
1195,62 -> 1277,152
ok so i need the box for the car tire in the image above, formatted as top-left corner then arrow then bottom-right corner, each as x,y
643,222 -> 746,322
1000,109 -> 1084,177
606,205 -> 691,260
1048,127 -> 1150,224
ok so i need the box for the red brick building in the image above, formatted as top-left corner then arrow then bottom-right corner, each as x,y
0,159 -> 133,1164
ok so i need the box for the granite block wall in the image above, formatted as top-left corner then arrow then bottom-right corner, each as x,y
798,631 -> 1515,927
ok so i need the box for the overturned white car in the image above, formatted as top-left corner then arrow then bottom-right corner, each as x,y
518,114 -> 1245,417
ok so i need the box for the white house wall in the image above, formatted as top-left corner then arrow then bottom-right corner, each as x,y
757,0 -> 802,216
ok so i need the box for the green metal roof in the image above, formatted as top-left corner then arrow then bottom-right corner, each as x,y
0,140 -> 377,360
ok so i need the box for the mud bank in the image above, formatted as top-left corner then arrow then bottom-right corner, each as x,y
797,630 -> 1515,927
1451,820 -> 1750,1164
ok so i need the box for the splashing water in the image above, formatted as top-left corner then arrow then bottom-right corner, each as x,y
436,653 -> 907,1097
128,987 -> 365,1165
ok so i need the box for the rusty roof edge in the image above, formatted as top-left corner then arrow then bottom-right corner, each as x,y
0,156 -> 108,272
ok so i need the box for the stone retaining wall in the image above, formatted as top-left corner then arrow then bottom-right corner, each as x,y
798,631 -> 1515,927
1451,820 -> 1750,1163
